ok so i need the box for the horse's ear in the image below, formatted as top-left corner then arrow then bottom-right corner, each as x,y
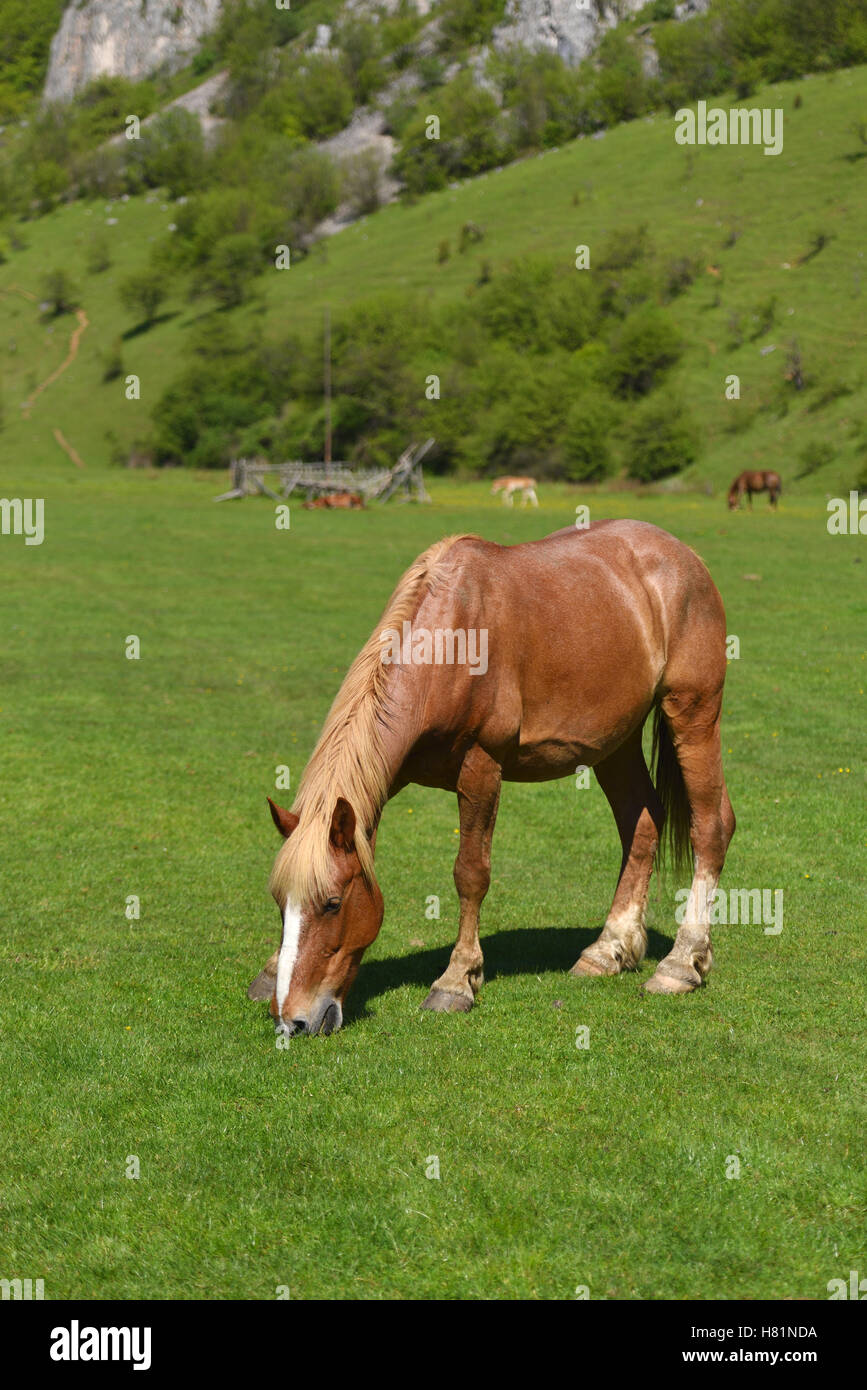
267,798 -> 299,839
329,797 -> 356,852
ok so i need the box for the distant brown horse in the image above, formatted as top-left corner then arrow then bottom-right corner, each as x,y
727,470 -> 781,509
303,492 -> 365,510
248,522 -> 735,1037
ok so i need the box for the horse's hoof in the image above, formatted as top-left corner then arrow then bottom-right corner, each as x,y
642,968 -> 702,995
570,953 -> 615,978
420,988 -> 474,1013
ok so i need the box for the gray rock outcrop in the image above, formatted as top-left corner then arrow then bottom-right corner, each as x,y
44,0 -> 224,103
493,0 -> 649,65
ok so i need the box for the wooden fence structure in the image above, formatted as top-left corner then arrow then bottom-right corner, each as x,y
216,439 -> 434,504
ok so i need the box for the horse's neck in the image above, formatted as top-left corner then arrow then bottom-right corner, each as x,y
374,667 -> 429,805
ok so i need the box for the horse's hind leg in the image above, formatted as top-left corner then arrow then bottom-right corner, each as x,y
644,695 -> 735,994
572,728 -> 663,977
422,745 -> 501,1014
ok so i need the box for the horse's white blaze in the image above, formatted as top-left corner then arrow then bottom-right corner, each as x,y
276,901 -> 302,1016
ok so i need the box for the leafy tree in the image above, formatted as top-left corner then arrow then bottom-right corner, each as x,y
562,396 -> 617,481
341,149 -> 383,218
607,308 -> 682,396
133,107 -> 207,198
624,392 -> 699,480
336,16 -> 384,105
119,268 -> 167,326
39,268 -> 78,317
439,0 -> 507,52
194,232 -> 263,307
394,73 -> 504,193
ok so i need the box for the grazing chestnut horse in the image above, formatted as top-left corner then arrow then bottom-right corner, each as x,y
727,470 -> 781,509
248,521 -> 735,1037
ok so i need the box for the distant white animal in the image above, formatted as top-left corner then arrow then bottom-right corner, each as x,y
491,476 -> 539,507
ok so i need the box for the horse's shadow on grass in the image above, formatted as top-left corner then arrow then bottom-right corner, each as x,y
343,923 -> 675,1027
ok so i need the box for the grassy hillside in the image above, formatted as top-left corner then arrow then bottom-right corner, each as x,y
2,65 -> 865,494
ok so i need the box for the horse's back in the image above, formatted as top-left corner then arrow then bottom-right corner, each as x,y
434,519 -> 726,682
446,519 -> 719,607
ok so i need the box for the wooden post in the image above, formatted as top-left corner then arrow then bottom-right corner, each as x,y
324,305 -> 332,466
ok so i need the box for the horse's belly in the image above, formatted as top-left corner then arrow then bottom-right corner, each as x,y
503,738 -> 599,782
493,650 -> 657,781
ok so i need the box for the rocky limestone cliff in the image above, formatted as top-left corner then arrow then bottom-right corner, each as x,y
493,0 -> 649,65
44,0 -> 224,104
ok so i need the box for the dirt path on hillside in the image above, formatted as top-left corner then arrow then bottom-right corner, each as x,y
22,306 -> 89,418
52,428 -> 85,468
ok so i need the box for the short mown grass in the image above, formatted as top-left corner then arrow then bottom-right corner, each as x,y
0,476 -> 863,1298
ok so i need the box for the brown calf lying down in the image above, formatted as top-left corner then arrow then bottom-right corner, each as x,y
303,492 -> 365,510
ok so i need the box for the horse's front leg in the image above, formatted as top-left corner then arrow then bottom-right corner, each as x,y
421,745 -> 501,1013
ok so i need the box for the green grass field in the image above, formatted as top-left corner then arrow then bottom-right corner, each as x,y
0,475 -> 863,1299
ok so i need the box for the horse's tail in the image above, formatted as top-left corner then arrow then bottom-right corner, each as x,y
650,705 -> 692,876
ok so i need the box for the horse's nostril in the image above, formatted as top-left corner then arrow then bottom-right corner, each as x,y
291,1018 -> 308,1035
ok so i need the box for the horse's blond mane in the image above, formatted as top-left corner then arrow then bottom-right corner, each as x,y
269,534 -> 474,907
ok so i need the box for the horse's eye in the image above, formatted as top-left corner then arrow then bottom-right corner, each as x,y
323,897 -> 342,915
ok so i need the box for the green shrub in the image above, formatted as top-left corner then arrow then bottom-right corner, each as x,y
71,143 -> 128,201
262,58 -> 354,140
749,294 -> 777,340
282,145 -> 341,240
39,268 -> 78,317
607,308 -> 682,396
119,267 -> 167,326
439,0 -> 507,52
193,232 -> 263,306
72,76 -> 158,146
596,223 -> 651,273
663,256 -> 698,301
393,73 -> 504,193
132,107 -> 207,197
340,148 -> 382,219
796,440 -> 836,477
192,46 -> 217,77
593,30 -> 651,127
476,258 -> 558,351
733,58 -> 763,99
624,392 -> 699,481
30,158 -> 67,211
85,231 -> 112,274
459,221 -> 485,253
336,16 -> 384,105
498,49 -> 589,151
152,321 -> 293,465
0,0 -> 73,117
562,396 -> 617,482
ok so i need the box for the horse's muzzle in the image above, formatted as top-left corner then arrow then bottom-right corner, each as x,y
277,998 -> 343,1039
